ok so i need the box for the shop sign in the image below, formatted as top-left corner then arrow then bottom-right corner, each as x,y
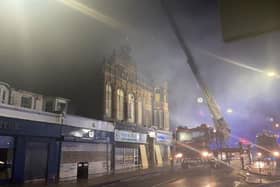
115,130 -> 147,144
0,116 -> 60,137
62,126 -> 113,143
0,119 -> 21,130
63,115 -> 114,132
156,132 -> 172,145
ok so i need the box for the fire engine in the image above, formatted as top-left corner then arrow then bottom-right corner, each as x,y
256,130 -> 280,158
174,124 -> 216,168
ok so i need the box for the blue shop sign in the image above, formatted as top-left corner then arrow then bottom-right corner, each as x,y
156,132 -> 172,145
114,129 -> 147,144
61,125 -> 113,143
0,116 -> 60,138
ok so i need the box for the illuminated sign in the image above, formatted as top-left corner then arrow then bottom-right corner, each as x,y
156,132 -> 172,145
88,131 -> 94,138
114,130 -> 147,144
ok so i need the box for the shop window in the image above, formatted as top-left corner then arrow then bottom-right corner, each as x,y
21,96 -> 33,109
0,136 -> 14,181
127,93 -> 135,123
115,147 -> 139,170
105,84 -> 112,118
116,89 -> 124,120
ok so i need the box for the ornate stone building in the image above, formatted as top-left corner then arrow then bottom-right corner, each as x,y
102,47 -> 169,131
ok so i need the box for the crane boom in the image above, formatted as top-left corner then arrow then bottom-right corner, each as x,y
161,0 -> 230,147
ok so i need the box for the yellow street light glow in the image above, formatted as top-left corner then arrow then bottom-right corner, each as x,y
273,151 -> 280,157
57,0 -> 124,30
267,71 -> 276,77
195,48 -> 280,79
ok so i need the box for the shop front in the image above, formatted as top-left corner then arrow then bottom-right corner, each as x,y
155,130 -> 172,167
0,136 -> 14,184
0,116 -> 61,184
59,125 -> 113,181
114,129 -> 148,171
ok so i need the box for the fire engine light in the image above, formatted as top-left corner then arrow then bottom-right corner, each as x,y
201,151 -> 209,157
273,151 -> 280,157
175,153 -> 183,159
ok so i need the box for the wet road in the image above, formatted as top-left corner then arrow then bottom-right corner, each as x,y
103,167 -> 256,187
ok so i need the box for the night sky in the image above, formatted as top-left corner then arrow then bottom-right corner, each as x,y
1,0 -> 280,143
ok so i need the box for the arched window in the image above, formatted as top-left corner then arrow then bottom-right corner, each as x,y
137,99 -> 142,125
116,89 -> 124,120
127,93 -> 135,123
105,84 -> 112,118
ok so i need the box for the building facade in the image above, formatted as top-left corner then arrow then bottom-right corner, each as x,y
102,47 -> 171,170
0,82 -> 69,114
0,46 -> 172,184
103,47 -> 170,130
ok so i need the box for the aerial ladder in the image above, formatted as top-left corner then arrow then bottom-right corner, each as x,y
161,0 -> 231,149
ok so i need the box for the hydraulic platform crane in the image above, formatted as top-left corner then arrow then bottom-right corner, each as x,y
161,0 -> 231,148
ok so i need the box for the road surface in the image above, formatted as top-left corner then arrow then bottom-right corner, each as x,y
103,167 -> 255,187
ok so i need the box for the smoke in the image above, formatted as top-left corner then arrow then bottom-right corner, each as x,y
0,0 -> 280,140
